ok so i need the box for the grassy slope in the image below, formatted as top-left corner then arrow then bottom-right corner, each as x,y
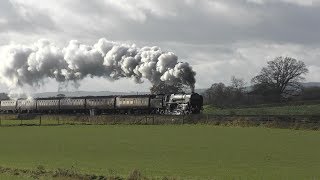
203,104 -> 320,116
0,125 -> 319,179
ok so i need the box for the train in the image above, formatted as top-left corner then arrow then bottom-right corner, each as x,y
0,93 -> 203,115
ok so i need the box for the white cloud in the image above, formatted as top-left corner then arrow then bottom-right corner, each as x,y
0,18 -> 7,24
10,0 -> 177,23
247,0 -> 319,6
186,0 -> 261,26
307,66 -> 320,82
162,41 -> 320,88
0,0 -> 320,93
103,0 -> 177,21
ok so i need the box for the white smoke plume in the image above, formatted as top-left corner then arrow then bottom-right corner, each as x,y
0,38 -> 196,93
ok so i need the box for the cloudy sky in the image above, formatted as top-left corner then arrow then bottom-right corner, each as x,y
0,0 -> 320,93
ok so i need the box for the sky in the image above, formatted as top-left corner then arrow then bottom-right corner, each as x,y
0,0 -> 320,93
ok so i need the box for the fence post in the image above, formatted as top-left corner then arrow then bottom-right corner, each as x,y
58,116 -> 60,125
0,117 -> 2,126
39,116 -> 42,126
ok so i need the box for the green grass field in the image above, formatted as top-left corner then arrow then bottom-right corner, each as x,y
203,104 -> 320,116
0,125 -> 319,179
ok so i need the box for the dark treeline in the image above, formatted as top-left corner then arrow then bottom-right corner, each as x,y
203,57 -> 320,108
203,80 -> 320,108
0,93 -> 9,100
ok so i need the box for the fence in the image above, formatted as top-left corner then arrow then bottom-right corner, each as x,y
0,114 -> 319,129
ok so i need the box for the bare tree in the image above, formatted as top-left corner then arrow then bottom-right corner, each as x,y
251,56 -> 308,100
204,83 -> 230,107
230,76 -> 246,103
230,76 -> 246,91
204,76 -> 248,107
150,81 -> 184,94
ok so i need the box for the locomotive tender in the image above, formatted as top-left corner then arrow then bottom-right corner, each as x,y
0,93 -> 203,115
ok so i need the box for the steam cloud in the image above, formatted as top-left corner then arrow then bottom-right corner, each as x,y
0,38 -> 196,92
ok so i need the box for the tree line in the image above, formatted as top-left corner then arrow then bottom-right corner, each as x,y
202,56 -> 320,107
151,56 -> 320,107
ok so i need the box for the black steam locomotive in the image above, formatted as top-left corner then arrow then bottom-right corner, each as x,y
0,93 -> 203,115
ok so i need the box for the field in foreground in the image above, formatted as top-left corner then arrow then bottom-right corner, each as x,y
0,125 -> 319,179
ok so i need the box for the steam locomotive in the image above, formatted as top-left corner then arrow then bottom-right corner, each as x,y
0,93 -> 203,115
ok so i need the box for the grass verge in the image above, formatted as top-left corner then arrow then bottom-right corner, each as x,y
203,104 -> 320,115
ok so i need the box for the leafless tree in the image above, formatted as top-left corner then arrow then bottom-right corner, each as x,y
231,76 -> 246,91
251,56 -> 308,100
204,79 -> 247,107
204,83 -> 230,107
